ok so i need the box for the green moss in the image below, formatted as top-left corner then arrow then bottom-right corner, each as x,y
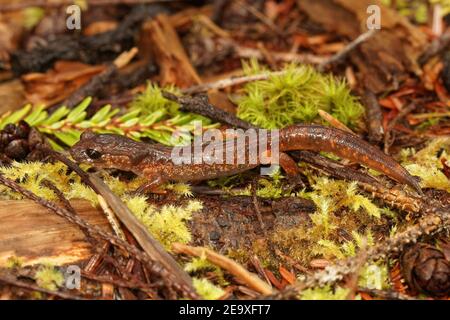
184,256 -> 228,286
192,278 -> 225,300
382,0 -> 450,22
236,61 -> 364,129
403,137 -> 450,192
6,256 -> 23,269
125,197 -> 202,249
358,262 -> 390,291
34,265 -> 65,291
300,285 -> 350,300
129,83 -> 180,116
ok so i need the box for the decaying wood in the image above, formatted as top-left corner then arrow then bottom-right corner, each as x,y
143,14 -> 202,88
0,199 -> 110,266
297,0 -> 427,93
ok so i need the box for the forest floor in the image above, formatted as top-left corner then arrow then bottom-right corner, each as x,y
0,0 -> 448,300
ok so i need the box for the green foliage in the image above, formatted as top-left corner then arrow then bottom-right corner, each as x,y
309,194 -> 336,237
236,61 -> 364,129
313,230 -> 375,259
184,256 -> 217,273
358,263 -> 390,291
125,197 -> 203,249
129,83 -> 180,116
192,278 -> 225,300
382,0 -> 450,22
309,177 -> 382,218
6,256 -> 23,269
300,285 -> 350,300
23,7 -> 45,29
184,256 -> 228,286
403,137 -> 450,192
34,265 -> 65,291
0,84 -> 217,149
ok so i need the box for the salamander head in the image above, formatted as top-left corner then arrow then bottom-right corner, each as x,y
70,130 -> 149,170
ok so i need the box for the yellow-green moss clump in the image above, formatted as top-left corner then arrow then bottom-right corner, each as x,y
192,278 -> 225,300
125,197 -> 202,249
34,265 -> 65,291
402,137 -> 450,192
237,60 -> 364,129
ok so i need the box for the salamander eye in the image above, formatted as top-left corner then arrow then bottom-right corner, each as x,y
85,149 -> 102,160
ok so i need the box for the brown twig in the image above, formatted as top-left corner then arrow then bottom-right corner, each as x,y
62,48 -> 138,108
251,178 -> 267,235
318,29 -> 378,72
182,72 -> 277,95
163,92 -> 256,129
172,243 -> 274,295
88,174 -> 196,295
363,89 -> 384,144
317,109 -> 354,134
384,103 -> 416,154
235,45 -> 326,65
236,0 -> 284,37
419,31 -> 450,65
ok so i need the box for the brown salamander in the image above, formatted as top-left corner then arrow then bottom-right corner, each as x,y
70,125 -> 422,194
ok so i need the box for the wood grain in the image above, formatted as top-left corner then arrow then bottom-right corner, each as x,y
0,200 -> 110,266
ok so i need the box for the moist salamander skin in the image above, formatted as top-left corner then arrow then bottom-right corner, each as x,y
70,125 -> 422,194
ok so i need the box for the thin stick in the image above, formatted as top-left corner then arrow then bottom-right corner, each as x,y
183,30 -> 376,94
419,31 -> 450,65
172,243 -> 274,295
236,0 -> 284,36
182,72 -> 277,95
318,29 -> 378,71
97,195 -> 127,240
317,109 -> 354,134
384,103 -> 416,154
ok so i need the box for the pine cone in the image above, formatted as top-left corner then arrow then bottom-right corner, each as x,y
0,121 -> 48,164
401,243 -> 450,297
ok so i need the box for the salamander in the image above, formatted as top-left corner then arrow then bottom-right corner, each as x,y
70,125 -> 422,194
